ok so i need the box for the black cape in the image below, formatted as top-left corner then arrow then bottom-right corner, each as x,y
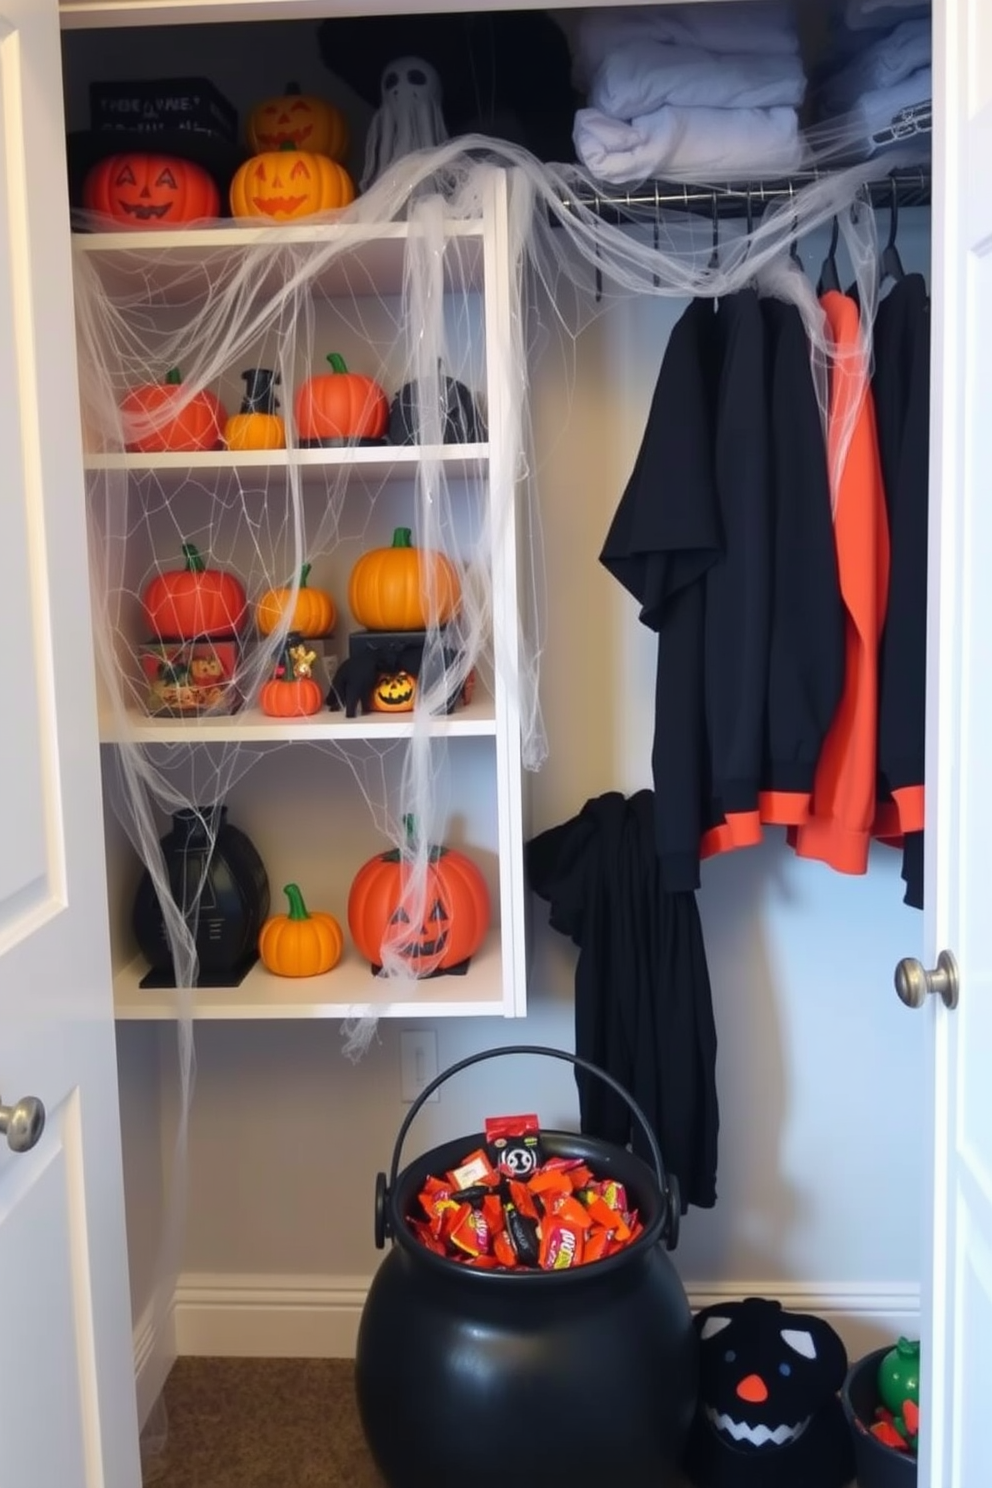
526,790 -> 719,1211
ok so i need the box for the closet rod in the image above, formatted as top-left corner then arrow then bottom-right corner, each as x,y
555,166 -> 931,223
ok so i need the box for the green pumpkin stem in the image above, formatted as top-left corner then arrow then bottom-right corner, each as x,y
384,813 -> 442,863
181,543 -> 206,573
278,140 -> 297,152
298,563 -> 311,588
392,527 -> 413,549
326,353 -> 349,374
166,367 -> 183,386
282,883 -> 311,921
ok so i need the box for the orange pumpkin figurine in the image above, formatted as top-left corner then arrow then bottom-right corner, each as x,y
247,83 -> 349,162
142,544 -> 248,640
294,353 -> 389,447
121,367 -> 227,453
348,526 -> 461,631
82,152 -> 220,228
259,634 -> 324,717
229,141 -> 355,221
259,883 -> 344,977
348,815 -> 490,977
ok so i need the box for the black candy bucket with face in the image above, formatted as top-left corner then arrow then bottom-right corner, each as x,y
355,1045 -> 699,1488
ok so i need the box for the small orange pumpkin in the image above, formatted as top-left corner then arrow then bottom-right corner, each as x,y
247,82 -> 349,162
224,368 -> 285,451
348,526 -> 461,631
259,883 -> 343,977
256,564 -> 337,638
229,142 -> 355,221
294,353 -> 389,446
347,816 -> 490,977
82,152 -> 219,228
371,670 -> 416,712
259,637 -> 324,716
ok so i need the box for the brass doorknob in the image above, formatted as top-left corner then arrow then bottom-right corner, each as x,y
0,1094 -> 46,1153
894,950 -> 959,1011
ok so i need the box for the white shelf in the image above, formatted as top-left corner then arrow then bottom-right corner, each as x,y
84,443 -> 489,485
113,928 -> 506,1020
73,219 -> 485,301
99,692 -> 497,744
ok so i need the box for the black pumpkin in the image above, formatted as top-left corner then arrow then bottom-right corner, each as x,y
682,1297 -> 855,1488
387,372 -> 485,446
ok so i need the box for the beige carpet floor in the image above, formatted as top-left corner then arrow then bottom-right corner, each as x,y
141,1358 -> 386,1488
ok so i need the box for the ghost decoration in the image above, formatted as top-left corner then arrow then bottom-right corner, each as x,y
682,1297 -> 855,1488
360,57 -> 449,191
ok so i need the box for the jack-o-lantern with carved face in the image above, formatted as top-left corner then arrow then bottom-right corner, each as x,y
348,818 -> 490,977
82,153 -> 220,228
683,1298 -> 855,1488
247,83 -> 349,161
371,670 -> 416,713
229,144 -> 356,221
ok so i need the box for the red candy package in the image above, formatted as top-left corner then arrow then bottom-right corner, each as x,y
408,1115 -> 647,1273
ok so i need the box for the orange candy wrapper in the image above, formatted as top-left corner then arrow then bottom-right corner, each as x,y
408,1117 -> 643,1273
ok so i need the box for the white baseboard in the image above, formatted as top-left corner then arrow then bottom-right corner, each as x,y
173,1272 -> 920,1362
133,1297 -> 176,1430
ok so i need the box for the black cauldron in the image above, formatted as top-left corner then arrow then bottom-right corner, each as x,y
355,1045 -> 698,1488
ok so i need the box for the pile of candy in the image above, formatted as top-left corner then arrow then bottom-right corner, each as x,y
407,1114 -> 645,1271
871,1399 -> 919,1455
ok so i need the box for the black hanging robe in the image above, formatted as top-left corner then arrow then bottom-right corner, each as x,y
526,790 -> 719,1212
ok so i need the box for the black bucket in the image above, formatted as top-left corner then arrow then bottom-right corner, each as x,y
841,1346 -> 918,1488
355,1044 -> 698,1488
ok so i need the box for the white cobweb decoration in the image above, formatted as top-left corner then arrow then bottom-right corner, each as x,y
72,130 -> 921,1476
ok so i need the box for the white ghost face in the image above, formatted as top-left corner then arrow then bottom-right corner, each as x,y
380,57 -> 442,109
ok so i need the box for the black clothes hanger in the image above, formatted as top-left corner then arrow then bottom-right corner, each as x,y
789,185 -> 804,273
817,215 -> 842,295
879,177 -> 907,288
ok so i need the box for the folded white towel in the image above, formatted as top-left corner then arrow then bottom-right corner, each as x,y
844,0 -> 930,31
574,104 -> 804,185
817,19 -> 930,114
590,41 -> 806,119
569,3 -> 799,90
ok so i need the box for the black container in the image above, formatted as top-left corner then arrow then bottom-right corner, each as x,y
89,77 -> 239,144
132,805 -> 270,988
355,1045 -> 697,1488
841,1347 -> 918,1488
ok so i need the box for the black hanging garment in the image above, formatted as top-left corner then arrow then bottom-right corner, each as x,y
600,292 -> 773,886
871,274 -> 930,909
526,790 -> 719,1211
757,298 -> 845,832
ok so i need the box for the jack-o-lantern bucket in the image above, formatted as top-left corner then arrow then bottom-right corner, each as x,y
356,1044 -> 695,1488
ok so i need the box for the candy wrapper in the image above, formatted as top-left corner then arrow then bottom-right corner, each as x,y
407,1116 -> 644,1272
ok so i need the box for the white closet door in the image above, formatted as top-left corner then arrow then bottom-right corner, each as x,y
0,0 -> 140,1483
920,1 -> 992,1484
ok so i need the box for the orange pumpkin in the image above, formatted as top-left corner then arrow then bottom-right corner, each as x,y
348,526 -> 461,631
229,143 -> 355,221
259,637 -> 324,716
259,883 -> 343,977
121,367 -> 227,453
142,544 -> 248,640
224,367 -> 285,451
371,671 -> 416,712
256,564 -> 337,637
247,82 -> 349,161
82,152 -> 220,228
294,353 -> 389,446
348,817 -> 490,977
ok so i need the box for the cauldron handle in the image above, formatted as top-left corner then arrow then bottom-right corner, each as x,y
376,1044 -> 681,1251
